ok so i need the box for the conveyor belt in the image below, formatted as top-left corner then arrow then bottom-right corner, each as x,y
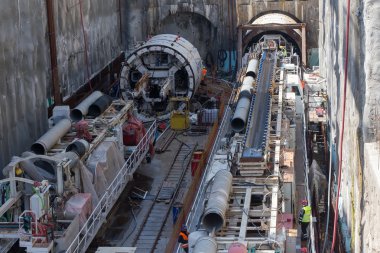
243,51 -> 276,161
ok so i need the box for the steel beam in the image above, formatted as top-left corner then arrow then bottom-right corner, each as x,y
301,24 -> 307,66
239,187 -> 252,240
46,0 -> 62,105
237,26 -> 243,70
0,192 -> 22,217
241,23 -> 306,30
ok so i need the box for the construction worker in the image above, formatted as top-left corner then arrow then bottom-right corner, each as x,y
201,67 -> 207,81
178,224 -> 189,253
298,199 -> 312,240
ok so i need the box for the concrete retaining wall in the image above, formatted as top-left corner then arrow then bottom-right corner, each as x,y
0,0 -> 50,170
0,0 -> 122,170
319,0 -> 380,251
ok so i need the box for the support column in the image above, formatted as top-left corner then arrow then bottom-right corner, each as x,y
237,26 -> 243,71
301,23 -> 307,67
46,0 -> 62,105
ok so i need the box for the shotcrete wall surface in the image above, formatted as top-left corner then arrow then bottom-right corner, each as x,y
0,0 -> 50,170
319,0 -> 380,251
0,0 -> 122,170
55,0 -> 122,98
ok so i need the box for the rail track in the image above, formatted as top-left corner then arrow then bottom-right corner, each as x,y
131,142 -> 195,253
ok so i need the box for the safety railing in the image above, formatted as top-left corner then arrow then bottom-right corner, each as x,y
66,121 -> 156,253
300,111 -> 317,253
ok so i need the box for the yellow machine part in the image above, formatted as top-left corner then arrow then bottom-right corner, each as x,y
170,112 -> 190,130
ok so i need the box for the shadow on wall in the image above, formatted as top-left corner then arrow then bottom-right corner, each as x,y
159,12 -> 217,63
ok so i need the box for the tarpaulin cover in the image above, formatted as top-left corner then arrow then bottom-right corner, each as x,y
86,138 -> 125,197
64,193 -> 92,227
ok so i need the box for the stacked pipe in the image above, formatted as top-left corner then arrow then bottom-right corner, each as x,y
31,118 -> 72,155
70,91 -> 103,121
88,95 -> 113,117
66,139 -> 90,158
231,59 -> 258,132
202,170 -> 233,232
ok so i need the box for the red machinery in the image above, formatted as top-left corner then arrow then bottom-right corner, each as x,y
123,115 -> 154,158
75,120 -> 92,142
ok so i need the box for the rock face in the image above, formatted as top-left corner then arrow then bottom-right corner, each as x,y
319,0 -> 380,251
123,0 -> 319,59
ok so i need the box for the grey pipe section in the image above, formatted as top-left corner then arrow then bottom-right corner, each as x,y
31,119 -> 72,155
202,170 -> 232,232
66,139 -> 90,158
193,236 -> 217,253
231,76 -> 254,132
70,91 -> 103,121
54,151 -> 80,169
88,95 -> 113,117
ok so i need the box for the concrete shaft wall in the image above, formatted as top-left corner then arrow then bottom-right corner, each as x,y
55,0 -> 122,98
0,0 -> 50,170
123,0 -> 319,60
319,0 -> 380,251
0,0 -> 122,170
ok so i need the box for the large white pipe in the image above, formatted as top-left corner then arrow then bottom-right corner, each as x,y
246,58 -> 259,78
31,119 -> 72,155
193,236 -> 217,253
202,170 -> 232,232
70,91 -> 103,121
231,76 -> 254,132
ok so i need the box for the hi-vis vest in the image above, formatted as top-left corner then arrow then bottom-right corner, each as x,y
179,232 -> 188,241
302,206 -> 312,223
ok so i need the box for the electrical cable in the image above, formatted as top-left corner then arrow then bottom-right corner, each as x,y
257,238 -> 283,251
330,0 -> 351,251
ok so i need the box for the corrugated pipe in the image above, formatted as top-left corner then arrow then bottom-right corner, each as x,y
70,91 -> 103,121
202,170 -> 232,232
193,236 -> 217,253
31,119 -> 72,155
88,95 -> 113,117
66,139 -> 90,158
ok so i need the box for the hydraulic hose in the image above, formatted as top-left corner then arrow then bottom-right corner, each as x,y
330,0 -> 351,251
